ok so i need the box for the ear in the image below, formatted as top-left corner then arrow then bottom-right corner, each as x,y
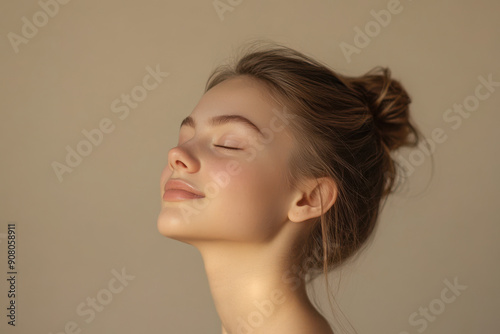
287,177 -> 338,223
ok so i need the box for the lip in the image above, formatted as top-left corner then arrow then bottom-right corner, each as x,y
163,178 -> 205,202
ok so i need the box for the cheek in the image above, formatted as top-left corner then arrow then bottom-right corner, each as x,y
210,161 -> 287,240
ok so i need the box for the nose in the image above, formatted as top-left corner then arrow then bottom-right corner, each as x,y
167,145 -> 200,173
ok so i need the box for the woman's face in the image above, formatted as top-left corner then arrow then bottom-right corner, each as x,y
157,75 -> 298,244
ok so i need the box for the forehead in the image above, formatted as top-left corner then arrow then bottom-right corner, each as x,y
191,76 -> 278,123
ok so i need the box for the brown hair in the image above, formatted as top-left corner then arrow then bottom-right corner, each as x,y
205,41 -> 426,331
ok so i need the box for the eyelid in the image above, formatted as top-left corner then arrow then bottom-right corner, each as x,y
221,138 -> 242,147
214,145 -> 242,151
177,133 -> 244,150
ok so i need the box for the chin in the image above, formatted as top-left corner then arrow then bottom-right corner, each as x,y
157,208 -> 188,236
156,208 -> 208,246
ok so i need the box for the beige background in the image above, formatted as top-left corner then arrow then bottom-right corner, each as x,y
1,0 -> 499,333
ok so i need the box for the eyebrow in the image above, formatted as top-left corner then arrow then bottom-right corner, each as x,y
180,114 -> 263,136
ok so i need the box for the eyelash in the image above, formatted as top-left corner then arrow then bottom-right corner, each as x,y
214,145 -> 241,151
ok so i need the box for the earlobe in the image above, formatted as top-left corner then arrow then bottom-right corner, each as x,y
287,177 -> 337,223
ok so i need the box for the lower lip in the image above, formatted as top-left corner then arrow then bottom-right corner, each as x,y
163,189 -> 205,202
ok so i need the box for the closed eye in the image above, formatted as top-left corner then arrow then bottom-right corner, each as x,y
214,145 -> 241,150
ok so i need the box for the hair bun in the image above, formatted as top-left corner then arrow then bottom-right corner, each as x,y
350,66 -> 418,151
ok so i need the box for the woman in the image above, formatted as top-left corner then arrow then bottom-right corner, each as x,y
157,41 -> 422,334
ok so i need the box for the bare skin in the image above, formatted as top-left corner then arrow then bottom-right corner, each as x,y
158,75 -> 337,334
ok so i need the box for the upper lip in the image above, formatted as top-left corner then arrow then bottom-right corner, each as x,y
164,178 -> 205,197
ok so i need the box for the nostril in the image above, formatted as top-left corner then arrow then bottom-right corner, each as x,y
174,160 -> 187,169
169,159 -> 186,171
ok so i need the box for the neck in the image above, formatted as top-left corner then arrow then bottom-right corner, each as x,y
196,240 -> 316,334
